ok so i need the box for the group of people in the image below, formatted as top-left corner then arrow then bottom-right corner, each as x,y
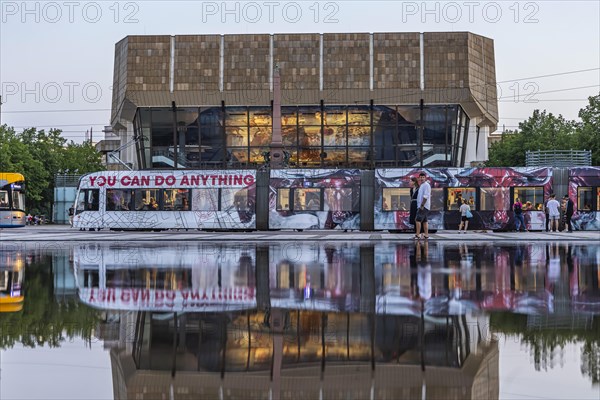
26,214 -> 45,225
406,174 -> 577,236
408,173 -> 432,239
513,194 -> 574,232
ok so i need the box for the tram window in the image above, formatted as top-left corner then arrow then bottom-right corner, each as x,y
164,189 -> 190,211
76,189 -> 99,212
577,187 -> 593,211
294,188 -> 321,211
11,190 -> 24,211
276,189 -> 291,211
597,188 -> 600,211
382,188 -> 410,211
106,190 -> 134,211
132,189 -> 160,211
0,191 -> 8,208
513,187 -> 543,208
163,189 -> 188,211
192,188 -> 219,211
430,188 -> 444,211
480,188 -> 510,211
447,188 -> 476,210
223,188 -> 252,212
324,188 -> 354,211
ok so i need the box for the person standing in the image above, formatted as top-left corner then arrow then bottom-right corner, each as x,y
546,194 -> 561,232
563,194 -> 574,232
513,197 -> 526,232
409,177 -> 420,228
415,172 -> 431,239
68,207 -> 74,227
458,199 -> 471,233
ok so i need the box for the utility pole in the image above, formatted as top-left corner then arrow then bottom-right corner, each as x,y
269,64 -> 285,168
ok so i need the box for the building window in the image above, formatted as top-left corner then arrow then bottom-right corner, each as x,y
294,188 -> 321,211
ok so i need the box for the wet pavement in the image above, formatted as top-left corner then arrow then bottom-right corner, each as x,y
2,224 -> 600,242
0,237 -> 599,399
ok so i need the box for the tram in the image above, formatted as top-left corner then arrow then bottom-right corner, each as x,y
0,251 -> 25,313
73,166 -> 600,232
0,172 -> 26,228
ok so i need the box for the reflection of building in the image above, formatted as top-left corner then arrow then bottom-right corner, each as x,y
70,241 -> 600,399
108,310 -> 498,400
110,32 -> 497,170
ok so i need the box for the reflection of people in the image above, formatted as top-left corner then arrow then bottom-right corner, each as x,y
149,197 -> 158,210
415,173 -> 431,240
68,207 -> 74,227
307,198 -> 318,210
382,198 -> 389,211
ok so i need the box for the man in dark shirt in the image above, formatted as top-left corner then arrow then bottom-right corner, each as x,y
563,195 -> 574,232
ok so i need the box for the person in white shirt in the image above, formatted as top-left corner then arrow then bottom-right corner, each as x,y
458,199 -> 471,233
415,172 -> 432,239
546,194 -> 561,232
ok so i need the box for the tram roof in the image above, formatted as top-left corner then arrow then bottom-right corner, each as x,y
0,173 -> 25,187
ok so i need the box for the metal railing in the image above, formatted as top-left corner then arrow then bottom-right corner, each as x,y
526,150 -> 592,167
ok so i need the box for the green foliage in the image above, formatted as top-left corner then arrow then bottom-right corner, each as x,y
574,94 -> 600,166
0,124 -> 103,215
0,254 -> 100,349
487,95 -> 600,167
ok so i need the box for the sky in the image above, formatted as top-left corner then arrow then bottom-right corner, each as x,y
1,334 -> 598,399
1,0 -> 599,143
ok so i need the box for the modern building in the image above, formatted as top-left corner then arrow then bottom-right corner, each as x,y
110,32 -> 498,170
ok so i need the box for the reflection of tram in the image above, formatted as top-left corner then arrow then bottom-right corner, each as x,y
74,167 -> 600,231
0,252 -> 25,312
0,172 -> 26,228
72,243 -> 257,312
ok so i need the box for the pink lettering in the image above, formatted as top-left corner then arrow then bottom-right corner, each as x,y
180,176 -> 190,185
107,176 -> 117,187
89,177 -> 97,186
165,176 -> 176,186
140,176 -> 150,186
243,175 -> 255,185
121,176 -> 131,186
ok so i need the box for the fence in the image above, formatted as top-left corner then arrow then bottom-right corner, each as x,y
526,150 -> 592,167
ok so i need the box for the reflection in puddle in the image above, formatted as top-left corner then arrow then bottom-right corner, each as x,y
1,241 -> 598,399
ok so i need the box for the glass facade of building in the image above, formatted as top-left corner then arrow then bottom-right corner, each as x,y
133,104 -> 470,169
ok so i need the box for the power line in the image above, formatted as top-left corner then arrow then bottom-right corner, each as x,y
497,85 -> 600,99
497,67 -> 600,84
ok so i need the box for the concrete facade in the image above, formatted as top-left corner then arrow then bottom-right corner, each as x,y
110,32 -> 498,169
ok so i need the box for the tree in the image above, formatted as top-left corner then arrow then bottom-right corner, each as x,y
574,94 -> 600,166
0,125 -> 103,216
487,110 -> 577,167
